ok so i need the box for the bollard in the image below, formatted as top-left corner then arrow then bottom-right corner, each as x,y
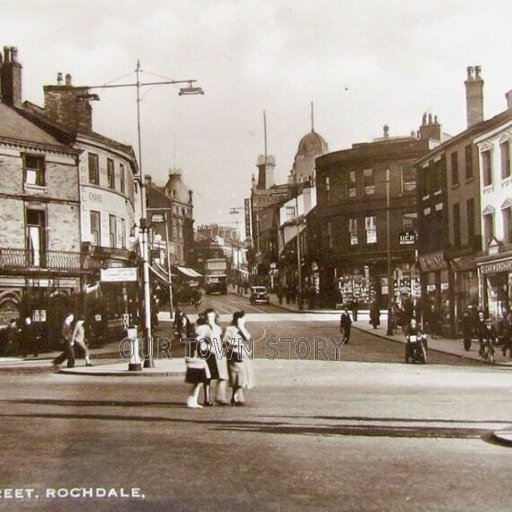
127,327 -> 142,371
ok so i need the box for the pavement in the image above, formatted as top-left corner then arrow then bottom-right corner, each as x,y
2,288 -> 512,445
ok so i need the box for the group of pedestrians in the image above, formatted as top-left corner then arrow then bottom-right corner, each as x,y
184,308 -> 255,409
52,313 -> 93,369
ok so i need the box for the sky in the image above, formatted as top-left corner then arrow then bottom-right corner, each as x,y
3,0 -> 512,232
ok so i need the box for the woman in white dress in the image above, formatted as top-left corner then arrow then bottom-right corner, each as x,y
223,311 -> 255,405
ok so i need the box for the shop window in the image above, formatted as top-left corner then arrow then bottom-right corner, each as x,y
107,158 -> 115,190
349,218 -> 358,245
482,150 -> 492,187
365,216 -> 377,244
450,151 -> 459,186
88,153 -> 99,185
23,154 -> 45,186
90,211 -> 101,246
501,141 -> 511,180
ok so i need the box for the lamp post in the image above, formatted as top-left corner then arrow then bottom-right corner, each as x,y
85,61 -> 203,368
230,207 -> 243,289
148,207 -> 174,322
386,168 -> 394,336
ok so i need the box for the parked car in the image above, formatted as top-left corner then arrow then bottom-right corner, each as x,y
250,286 -> 270,305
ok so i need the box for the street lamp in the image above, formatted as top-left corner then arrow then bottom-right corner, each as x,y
86,61 -> 203,368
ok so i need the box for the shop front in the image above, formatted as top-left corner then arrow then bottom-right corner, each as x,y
477,255 -> 512,320
418,250 -> 454,336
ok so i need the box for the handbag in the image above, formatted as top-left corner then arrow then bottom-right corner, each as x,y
184,356 -> 207,384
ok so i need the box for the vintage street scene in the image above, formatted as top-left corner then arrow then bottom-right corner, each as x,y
1,1 -> 512,511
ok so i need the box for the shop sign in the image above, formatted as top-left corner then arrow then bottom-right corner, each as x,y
480,258 -> 512,276
399,231 -> 417,245
419,251 -> 445,271
100,267 -> 138,282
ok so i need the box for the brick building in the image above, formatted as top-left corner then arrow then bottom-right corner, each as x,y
316,121 -> 441,309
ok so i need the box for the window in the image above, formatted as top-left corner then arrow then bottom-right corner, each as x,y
467,198 -> 475,243
325,221 -> 333,249
401,164 -> 416,192
120,163 -> 126,194
363,168 -> 375,195
107,158 -> 115,189
325,176 -> 330,201
482,150 -> 492,187
465,144 -> 473,179
23,154 -> 45,186
451,151 -> 459,186
403,212 -> 417,231
348,171 -> 356,197
26,209 -> 45,267
483,213 -> 494,243
121,219 -> 126,248
365,216 -> 377,244
90,211 -> 100,246
109,214 -> 116,247
88,153 -> 99,185
453,203 -> 461,248
503,208 -> 512,243
501,141 -> 511,180
349,218 -> 358,245
285,206 -> 296,222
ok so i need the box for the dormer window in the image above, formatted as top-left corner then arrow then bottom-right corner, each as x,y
23,154 -> 45,186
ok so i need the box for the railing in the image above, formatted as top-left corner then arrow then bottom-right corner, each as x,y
0,248 -> 103,272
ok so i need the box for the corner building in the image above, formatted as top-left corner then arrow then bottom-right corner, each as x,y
316,122 -> 441,309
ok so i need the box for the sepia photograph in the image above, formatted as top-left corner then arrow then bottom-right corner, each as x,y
1,1 -> 512,510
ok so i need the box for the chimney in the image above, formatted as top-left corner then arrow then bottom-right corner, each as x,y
465,65 -> 484,127
383,124 -> 389,139
43,72 -> 93,133
256,154 -> 276,190
0,46 -> 22,107
419,112 -> 442,141
506,90 -> 512,110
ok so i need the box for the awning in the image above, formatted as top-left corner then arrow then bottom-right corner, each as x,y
176,266 -> 202,278
149,262 -> 171,284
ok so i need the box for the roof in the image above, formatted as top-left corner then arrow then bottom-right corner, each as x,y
296,130 -> 328,157
0,102 -> 70,150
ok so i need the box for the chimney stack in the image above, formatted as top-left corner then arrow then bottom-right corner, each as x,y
43,71 -> 93,133
506,90 -> 512,110
383,124 -> 389,139
419,112 -> 441,141
0,45 -> 22,107
465,65 -> 484,128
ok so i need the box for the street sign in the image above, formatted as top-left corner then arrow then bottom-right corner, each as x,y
100,267 -> 138,282
151,213 -> 164,223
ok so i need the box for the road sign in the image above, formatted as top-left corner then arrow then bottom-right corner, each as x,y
100,267 -> 138,282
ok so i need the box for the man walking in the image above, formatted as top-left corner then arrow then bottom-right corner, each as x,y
53,312 -> 75,369
340,309 -> 352,345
